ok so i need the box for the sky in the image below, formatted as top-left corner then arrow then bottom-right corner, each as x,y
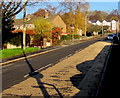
16,1 -> 119,19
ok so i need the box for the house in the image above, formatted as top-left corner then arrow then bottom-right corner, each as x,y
51,15 -> 66,33
89,20 -> 119,32
96,20 -> 102,26
13,13 -> 66,34
8,10 -> 66,49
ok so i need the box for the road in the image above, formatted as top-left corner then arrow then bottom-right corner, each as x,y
2,37 -> 104,91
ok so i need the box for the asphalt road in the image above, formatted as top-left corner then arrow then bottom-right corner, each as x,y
2,37 -> 104,91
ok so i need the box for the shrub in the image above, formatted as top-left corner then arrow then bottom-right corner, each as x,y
9,32 -> 30,46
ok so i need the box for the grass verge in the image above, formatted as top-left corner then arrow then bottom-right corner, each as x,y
1,47 -> 40,59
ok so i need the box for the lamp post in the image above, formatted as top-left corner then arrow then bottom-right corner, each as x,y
23,1 -> 26,50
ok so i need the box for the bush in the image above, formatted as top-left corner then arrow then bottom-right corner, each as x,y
9,32 -> 30,46
61,35 -> 68,40
74,34 -> 81,39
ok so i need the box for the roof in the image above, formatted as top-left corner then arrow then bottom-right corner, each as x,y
14,19 -> 24,25
14,15 -> 58,25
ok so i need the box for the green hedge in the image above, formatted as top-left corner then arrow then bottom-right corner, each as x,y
9,32 -> 30,46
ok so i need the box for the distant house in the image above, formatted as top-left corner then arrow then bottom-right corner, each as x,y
111,20 -> 117,31
89,20 -> 119,32
96,20 -> 102,26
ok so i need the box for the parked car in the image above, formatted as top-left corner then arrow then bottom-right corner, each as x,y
107,34 -> 117,40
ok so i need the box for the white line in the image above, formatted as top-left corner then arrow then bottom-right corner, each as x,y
35,64 -> 52,72
24,64 -> 52,78
24,74 -> 29,78
68,54 -> 72,57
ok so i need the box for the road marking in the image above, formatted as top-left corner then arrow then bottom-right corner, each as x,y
24,64 -> 52,78
35,64 -> 52,72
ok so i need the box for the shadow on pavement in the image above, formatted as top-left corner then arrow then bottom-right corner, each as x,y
70,45 -> 110,97
23,51 -> 63,98
70,60 -> 93,88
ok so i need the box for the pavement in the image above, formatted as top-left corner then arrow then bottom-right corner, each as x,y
2,40 -> 112,97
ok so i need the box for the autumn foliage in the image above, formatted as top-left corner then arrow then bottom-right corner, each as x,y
50,27 -> 62,44
26,29 -> 36,35
12,29 -> 36,35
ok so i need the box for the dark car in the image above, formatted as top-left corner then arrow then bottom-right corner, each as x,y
107,34 -> 117,40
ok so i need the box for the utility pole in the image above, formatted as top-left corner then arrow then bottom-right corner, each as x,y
23,1 -> 26,50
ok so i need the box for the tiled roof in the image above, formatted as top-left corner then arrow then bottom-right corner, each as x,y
14,15 -> 58,25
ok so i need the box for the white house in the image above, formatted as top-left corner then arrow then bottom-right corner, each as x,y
89,20 -> 119,32
96,20 -> 102,26
111,20 -> 117,31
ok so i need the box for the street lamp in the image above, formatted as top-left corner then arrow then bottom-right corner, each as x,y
23,1 -> 26,50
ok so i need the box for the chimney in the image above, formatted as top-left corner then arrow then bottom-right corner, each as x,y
26,14 -> 31,21
44,10 -> 48,19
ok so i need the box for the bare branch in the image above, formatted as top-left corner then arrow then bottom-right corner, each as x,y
10,2 -> 22,13
9,1 -> 28,17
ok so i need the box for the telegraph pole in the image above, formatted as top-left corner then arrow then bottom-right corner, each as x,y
23,1 -> 26,50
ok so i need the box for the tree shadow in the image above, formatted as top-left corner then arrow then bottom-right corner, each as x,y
22,51 -> 63,98
70,45 -> 110,97
70,60 -> 94,89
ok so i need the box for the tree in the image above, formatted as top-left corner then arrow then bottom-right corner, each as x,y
59,0 -> 89,36
58,0 -> 89,13
34,18 -> 52,38
61,12 -> 75,33
32,8 -> 49,18
75,6 -> 85,34
89,10 -> 108,21
51,27 -> 62,44
87,23 -> 101,33
1,0 -> 28,46
107,9 -> 119,21
1,0 -> 45,47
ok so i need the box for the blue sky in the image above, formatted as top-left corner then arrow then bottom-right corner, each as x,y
16,1 -> 119,19
89,2 -> 118,12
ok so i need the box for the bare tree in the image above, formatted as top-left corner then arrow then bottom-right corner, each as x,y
57,0 -> 89,13
1,0 -> 29,46
2,0 -> 28,19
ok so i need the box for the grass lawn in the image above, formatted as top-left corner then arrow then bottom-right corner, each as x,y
1,47 -> 40,59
